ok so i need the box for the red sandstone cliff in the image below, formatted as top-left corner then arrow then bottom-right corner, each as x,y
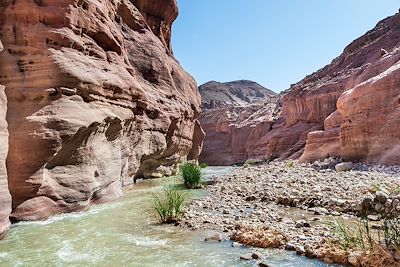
0,0 -> 202,237
200,11 -> 400,166
0,40 -> 11,239
298,12 -> 400,164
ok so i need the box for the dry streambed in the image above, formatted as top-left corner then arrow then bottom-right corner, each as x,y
180,159 -> 400,266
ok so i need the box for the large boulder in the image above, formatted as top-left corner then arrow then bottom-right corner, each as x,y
0,0 -> 203,223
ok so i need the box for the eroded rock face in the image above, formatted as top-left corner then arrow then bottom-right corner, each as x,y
200,12 -> 400,166
0,0 -> 201,223
301,12 -> 400,164
198,81 -> 278,165
287,12 -> 400,163
0,39 -> 11,239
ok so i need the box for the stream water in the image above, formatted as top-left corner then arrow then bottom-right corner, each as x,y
0,167 -> 339,267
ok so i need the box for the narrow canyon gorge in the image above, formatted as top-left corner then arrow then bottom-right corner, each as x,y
200,11 -> 400,167
0,5 -> 399,265
0,0 -> 203,238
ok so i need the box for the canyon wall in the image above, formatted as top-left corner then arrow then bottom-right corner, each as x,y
0,40 -> 11,239
299,12 -> 400,164
0,0 -> 202,235
199,80 -> 278,165
200,12 -> 400,166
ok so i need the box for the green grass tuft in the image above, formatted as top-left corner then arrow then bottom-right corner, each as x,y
329,218 -> 373,251
180,162 -> 203,189
152,187 -> 187,224
329,218 -> 400,252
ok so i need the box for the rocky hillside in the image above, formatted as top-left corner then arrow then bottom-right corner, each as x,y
200,11 -> 400,166
0,0 -> 203,238
198,80 -> 278,165
200,80 -> 275,110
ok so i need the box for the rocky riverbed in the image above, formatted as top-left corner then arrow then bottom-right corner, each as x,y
181,159 -> 400,265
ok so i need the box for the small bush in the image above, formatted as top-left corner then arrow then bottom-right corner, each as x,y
199,162 -> 208,168
330,218 -> 400,252
330,218 -> 379,251
180,162 -> 203,189
286,161 -> 294,168
152,187 -> 187,223
330,219 -> 368,251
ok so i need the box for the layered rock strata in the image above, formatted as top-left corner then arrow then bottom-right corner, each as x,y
0,0 -> 202,228
200,12 -> 400,166
299,12 -> 400,163
198,81 -> 278,165
0,40 -> 11,239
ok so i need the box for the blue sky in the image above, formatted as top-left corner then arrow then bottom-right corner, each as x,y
172,1 -> 399,92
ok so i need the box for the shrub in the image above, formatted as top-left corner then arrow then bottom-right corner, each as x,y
286,161 -> 294,168
330,217 -> 400,252
180,162 -> 203,189
152,187 -> 187,223
330,219 -> 368,251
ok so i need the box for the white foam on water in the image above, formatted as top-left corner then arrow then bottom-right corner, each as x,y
14,202 -> 124,227
57,241 -> 102,264
124,234 -> 168,247
0,252 -> 8,259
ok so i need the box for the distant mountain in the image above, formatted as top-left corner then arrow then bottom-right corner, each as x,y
199,80 -> 276,110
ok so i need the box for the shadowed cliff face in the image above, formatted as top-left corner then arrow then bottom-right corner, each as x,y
0,0 -> 203,236
200,11 -> 400,167
0,40 -> 11,239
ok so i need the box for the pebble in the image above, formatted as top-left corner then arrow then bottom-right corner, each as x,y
295,245 -> 306,254
375,191 -> 388,204
367,215 -> 381,221
231,242 -> 242,247
312,207 -> 329,215
180,159 -> 400,263
295,220 -> 310,228
204,232 -> 222,242
251,251 -> 263,259
245,195 -> 257,201
335,162 -> 354,172
285,242 -> 297,250
239,253 -> 253,260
